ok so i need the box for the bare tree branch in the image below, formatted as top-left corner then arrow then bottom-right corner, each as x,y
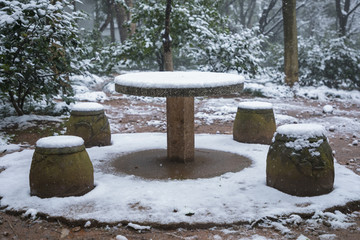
347,1 -> 360,16
264,0 -> 307,35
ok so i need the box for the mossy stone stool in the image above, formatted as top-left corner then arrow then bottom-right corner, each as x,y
66,102 -> 111,147
30,136 -> 94,198
233,101 -> 276,144
266,124 -> 334,196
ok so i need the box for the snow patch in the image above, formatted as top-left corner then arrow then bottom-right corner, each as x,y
297,235 -> 310,240
323,105 -> 334,114
238,235 -> 272,240
74,91 -> 108,102
36,135 -> 84,148
238,101 -> 273,110
127,222 -> 151,231
276,124 -> 326,138
72,102 -> 104,112
116,235 -> 128,240
0,136 -> 21,153
319,234 -> 337,240
23,208 -> 38,220
285,139 -> 323,153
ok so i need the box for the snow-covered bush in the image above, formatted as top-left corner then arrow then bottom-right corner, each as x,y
298,36 -> 360,89
78,30 -> 125,75
0,0 -> 85,115
265,36 -> 360,89
196,28 -> 265,76
120,0 -> 264,76
121,0 -> 217,71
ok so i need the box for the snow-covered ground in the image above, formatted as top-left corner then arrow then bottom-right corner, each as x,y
0,133 -> 360,226
1,74 -> 360,239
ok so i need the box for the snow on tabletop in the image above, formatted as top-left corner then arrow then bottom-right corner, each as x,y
238,101 -> 273,110
276,124 -> 326,138
36,135 -> 84,148
72,102 -> 104,112
114,71 -> 244,89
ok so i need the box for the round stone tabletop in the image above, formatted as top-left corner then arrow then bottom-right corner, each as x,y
114,71 -> 244,97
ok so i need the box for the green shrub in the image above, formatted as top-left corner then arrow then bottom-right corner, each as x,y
298,36 -> 360,89
0,0 -> 84,115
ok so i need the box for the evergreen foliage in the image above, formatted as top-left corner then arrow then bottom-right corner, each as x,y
78,29 -> 124,75
0,0 -> 84,115
298,36 -> 360,89
120,0 -> 264,76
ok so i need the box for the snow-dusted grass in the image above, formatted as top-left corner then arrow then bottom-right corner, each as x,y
0,133 -> 359,225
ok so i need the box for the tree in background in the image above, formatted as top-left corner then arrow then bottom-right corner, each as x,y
335,0 -> 360,37
92,0 -> 134,43
282,0 -> 299,87
219,0 -> 257,29
0,0 -> 84,115
120,0 -> 264,76
121,0 -> 225,71
163,0 -> 173,71
297,36 -> 360,89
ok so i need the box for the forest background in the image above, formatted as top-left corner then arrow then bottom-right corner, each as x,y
0,0 -> 360,116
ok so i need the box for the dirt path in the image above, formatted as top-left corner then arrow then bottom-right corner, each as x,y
1,93 -> 360,239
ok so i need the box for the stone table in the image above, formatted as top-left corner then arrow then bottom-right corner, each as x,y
115,71 -> 244,163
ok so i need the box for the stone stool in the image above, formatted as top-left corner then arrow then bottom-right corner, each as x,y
29,135 -> 94,198
266,124 -> 334,196
233,101 -> 276,144
66,102 -> 111,147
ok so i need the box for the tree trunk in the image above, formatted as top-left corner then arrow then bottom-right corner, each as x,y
94,0 -> 101,30
246,0 -> 256,28
163,0 -> 173,71
114,2 -> 129,43
110,8 -> 115,42
335,0 -> 360,37
72,0 -> 76,12
126,0 -> 136,35
282,0 -> 299,87
336,0 -> 348,36
259,0 -> 278,33
9,91 -> 24,116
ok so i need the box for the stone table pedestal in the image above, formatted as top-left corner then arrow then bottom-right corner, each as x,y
115,71 -> 244,162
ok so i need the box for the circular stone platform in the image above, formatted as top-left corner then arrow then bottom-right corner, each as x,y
1,133 -> 360,226
105,149 -> 252,179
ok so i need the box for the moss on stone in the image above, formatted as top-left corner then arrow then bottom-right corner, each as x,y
66,112 -> 111,147
30,148 -> 94,198
266,135 -> 334,196
35,145 -> 85,155
233,108 -> 276,144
